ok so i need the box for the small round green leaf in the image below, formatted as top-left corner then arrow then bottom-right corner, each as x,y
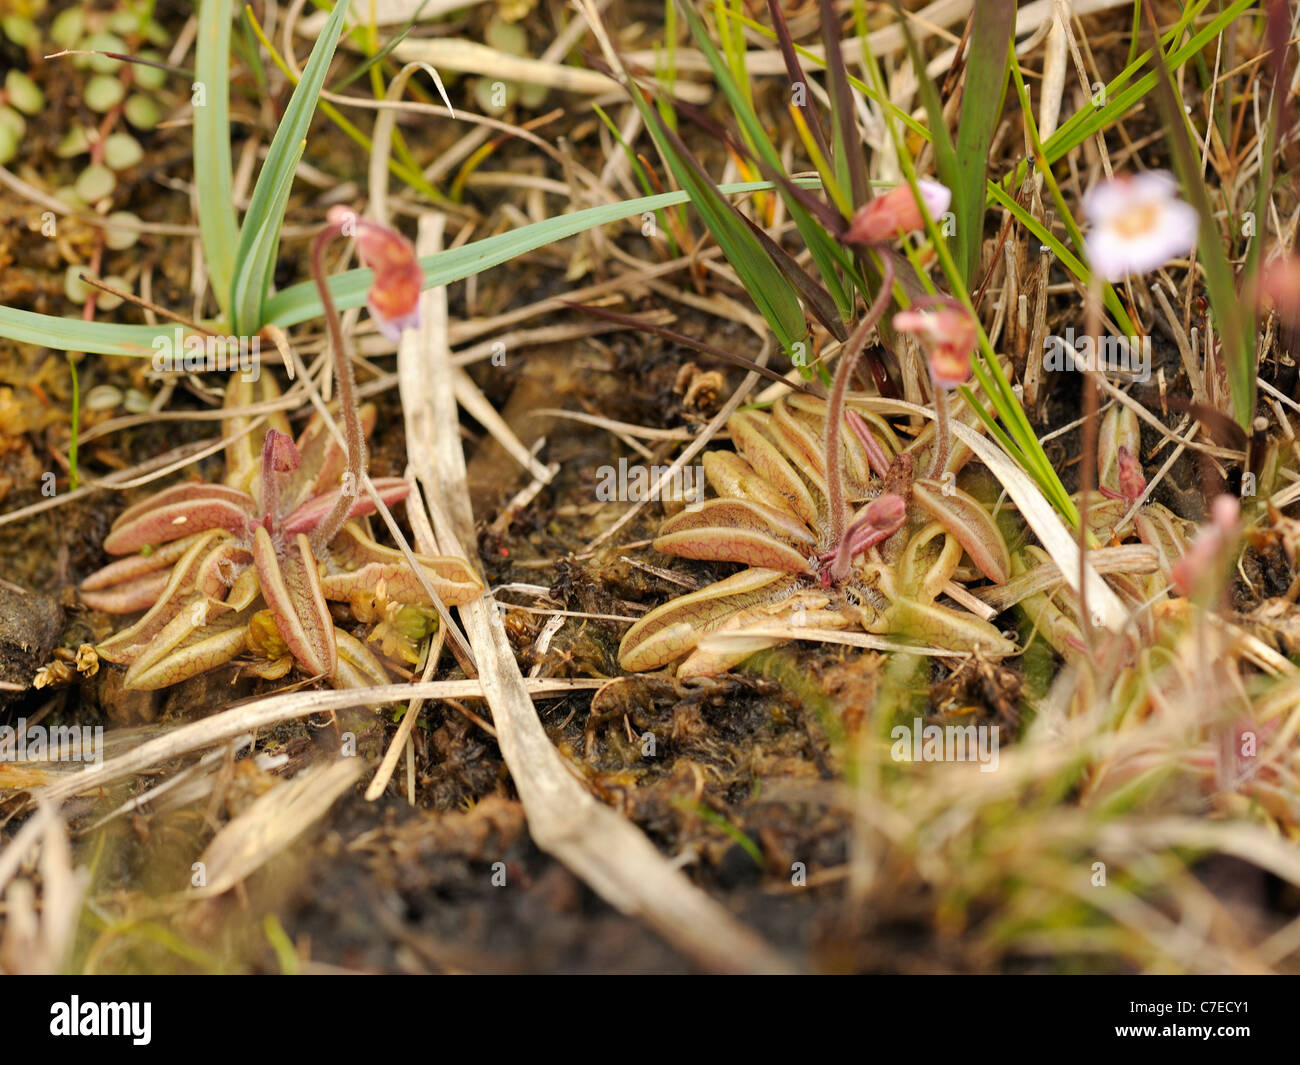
123,93 -> 161,130
74,163 -> 116,202
5,70 -> 44,115
85,74 -> 125,113
103,131 -> 142,170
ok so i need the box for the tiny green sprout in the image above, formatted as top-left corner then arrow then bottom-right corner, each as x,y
85,73 -> 125,113
1,14 -> 38,48
132,51 -> 168,92
84,384 -> 124,411
95,276 -> 128,311
247,609 -> 290,661
394,604 -> 439,642
486,15 -> 526,53
123,388 -> 150,414
63,265 -> 92,303
107,9 -> 143,37
473,77 -> 516,115
56,126 -> 92,159
53,186 -> 87,212
4,70 -> 44,115
0,109 -> 20,166
0,103 -> 26,140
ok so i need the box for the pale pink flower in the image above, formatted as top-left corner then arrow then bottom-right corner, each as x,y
893,305 -> 977,388
326,206 -> 423,340
843,179 -> 951,245
1083,171 -> 1198,281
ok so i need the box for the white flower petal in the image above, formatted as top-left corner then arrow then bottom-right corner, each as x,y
1082,171 -> 1198,280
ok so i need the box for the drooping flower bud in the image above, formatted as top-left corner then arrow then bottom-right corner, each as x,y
262,428 -> 300,475
863,492 -> 907,531
1258,254 -> 1300,329
843,179 -> 951,245
893,306 -> 977,389
326,206 -> 422,340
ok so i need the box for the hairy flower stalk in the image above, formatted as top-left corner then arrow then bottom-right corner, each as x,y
827,178 -> 950,559
308,207 -> 422,552
824,254 -> 895,549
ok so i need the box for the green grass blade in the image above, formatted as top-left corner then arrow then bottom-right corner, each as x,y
885,109 -> 1077,523
330,0 -> 431,92
1144,16 -> 1253,428
228,0 -> 350,335
674,0 -> 853,320
953,0 -> 1014,287
984,181 -> 1133,336
767,0 -> 832,173
638,97 -> 809,354
0,183 -> 813,355
231,138 -> 306,331
1003,57 -> 1137,337
263,180 -> 815,329
1041,0 -> 1246,167
0,307 -> 161,355
194,0 -> 239,319
892,4 -> 958,201
592,103 -> 680,257
817,0 -> 868,208
722,5 -> 936,146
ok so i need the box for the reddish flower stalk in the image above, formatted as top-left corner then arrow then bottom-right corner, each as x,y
824,254 -> 895,549
308,208 -> 423,552
846,409 -> 891,478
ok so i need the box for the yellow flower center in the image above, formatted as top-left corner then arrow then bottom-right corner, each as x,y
1107,202 -> 1161,240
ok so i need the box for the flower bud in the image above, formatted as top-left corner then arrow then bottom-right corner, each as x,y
893,306 -> 977,389
327,206 -> 423,341
843,179 -> 950,245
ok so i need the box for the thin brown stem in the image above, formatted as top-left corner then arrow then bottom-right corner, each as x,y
308,223 -> 367,553
825,254 -> 895,548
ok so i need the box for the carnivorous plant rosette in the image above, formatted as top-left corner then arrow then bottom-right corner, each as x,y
615,391 -> 1018,677
80,212 -> 482,691
617,180 -> 1021,678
